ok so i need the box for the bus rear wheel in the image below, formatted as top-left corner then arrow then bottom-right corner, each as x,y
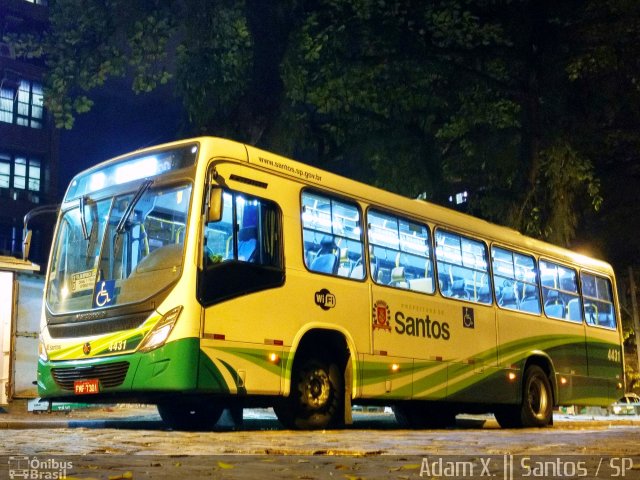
157,397 -> 223,431
275,357 -> 344,430
495,365 -> 553,428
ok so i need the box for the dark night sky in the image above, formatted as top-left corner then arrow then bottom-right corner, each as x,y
58,79 -> 184,195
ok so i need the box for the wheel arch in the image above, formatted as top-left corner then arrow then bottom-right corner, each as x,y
284,324 -> 357,399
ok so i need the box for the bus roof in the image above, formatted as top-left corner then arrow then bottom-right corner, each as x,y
70,136 -> 614,275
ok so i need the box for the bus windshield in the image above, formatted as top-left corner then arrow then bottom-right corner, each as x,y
46,182 -> 192,314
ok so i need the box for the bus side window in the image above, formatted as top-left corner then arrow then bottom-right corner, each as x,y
435,230 -> 491,304
367,210 -> 434,294
301,191 -> 364,279
540,260 -> 581,322
581,272 -> 616,328
491,246 -> 540,314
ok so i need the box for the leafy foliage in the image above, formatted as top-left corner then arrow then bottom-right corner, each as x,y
11,0 -> 640,251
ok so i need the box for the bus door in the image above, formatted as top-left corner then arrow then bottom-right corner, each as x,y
537,260 -> 589,402
434,230 -> 497,403
581,272 -> 623,404
364,211 -> 446,400
199,181 -> 287,396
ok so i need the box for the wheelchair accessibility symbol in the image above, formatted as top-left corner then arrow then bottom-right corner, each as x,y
463,306 -> 475,329
93,280 -> 116,308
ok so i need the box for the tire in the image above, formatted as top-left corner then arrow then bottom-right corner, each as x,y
493,405 -> 521,428
394,403 -> 457,429
157,397 -> 223,431
275,357 -> 344,430
494,365 -> 553,428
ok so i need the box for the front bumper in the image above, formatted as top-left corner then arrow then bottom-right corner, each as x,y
37,338 -> 204,401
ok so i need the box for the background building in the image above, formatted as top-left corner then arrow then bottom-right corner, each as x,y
0,0 -> 58,268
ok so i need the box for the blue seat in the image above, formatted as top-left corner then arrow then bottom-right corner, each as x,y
545,303 -> 565,319
519,284 -> 540,314
238,226 -> 257,262
238,204 -> 259,262
566,298 -> 582,321
451,279 -> 469,299
499,287 -> 517,309
543,289 -> 565,319
310,252 -> 338,274
477,285 -> 492,303
310,236 -> 338,274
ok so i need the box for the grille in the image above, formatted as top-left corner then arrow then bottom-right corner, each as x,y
51,362 -> 129,390
48,314 -> 149,338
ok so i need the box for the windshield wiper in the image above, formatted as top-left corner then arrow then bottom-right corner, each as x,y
79,195 -> 89,240
116,179 -> 154,234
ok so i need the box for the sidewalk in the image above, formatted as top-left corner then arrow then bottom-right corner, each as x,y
1,399 -> 639,429
0,399 -> 164,430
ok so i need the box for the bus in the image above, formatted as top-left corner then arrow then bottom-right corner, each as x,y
34,137 -> 624,430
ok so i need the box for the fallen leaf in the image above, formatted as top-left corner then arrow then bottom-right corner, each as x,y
108,472 -> 133,480
217,461 -> 235,470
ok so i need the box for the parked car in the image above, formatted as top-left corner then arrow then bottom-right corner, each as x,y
609,393 -> 640,415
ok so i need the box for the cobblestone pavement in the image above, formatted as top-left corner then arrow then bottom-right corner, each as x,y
0,403 -> 639,479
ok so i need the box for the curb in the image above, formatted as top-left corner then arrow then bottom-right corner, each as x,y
0,413 -> 639,430
0,418 -> 165,430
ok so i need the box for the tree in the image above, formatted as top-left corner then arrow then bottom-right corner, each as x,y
280,0 -> 604,246
8,0 -> 640,251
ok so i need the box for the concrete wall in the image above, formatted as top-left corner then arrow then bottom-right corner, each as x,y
0,271 -> 43,404
0,270 -> 15,404
14,273 -> 44,398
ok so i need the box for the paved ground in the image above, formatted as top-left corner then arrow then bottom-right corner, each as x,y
2,399 -> 640,430
1,401 -> 639,479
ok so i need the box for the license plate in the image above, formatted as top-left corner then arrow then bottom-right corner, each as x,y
74,379 -> 100,395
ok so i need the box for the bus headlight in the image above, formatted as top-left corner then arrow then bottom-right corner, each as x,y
138,306 -> 183,353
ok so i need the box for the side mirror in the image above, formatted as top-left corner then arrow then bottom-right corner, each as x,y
207,187 -> 223,223
22,229 -> 32,261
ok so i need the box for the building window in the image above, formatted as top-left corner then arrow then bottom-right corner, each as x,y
0,153 -> 42,193
0,80 -> 44,129
0,89 -> 13,124
0,155 -> 10,188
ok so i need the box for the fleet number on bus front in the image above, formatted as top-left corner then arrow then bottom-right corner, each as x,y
108,340 -> 127,352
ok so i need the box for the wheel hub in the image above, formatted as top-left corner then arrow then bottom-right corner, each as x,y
528,376 -> 549,420
302,368 -> 330,409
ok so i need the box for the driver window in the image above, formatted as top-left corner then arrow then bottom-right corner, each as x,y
203,191 -> 282,269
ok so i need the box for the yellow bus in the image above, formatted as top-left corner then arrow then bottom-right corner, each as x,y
35,137 -> 624,429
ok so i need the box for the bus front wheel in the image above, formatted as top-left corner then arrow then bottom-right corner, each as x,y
275,357 -> 344,429
157,397 -> 223,431
495,365 -> 553,428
